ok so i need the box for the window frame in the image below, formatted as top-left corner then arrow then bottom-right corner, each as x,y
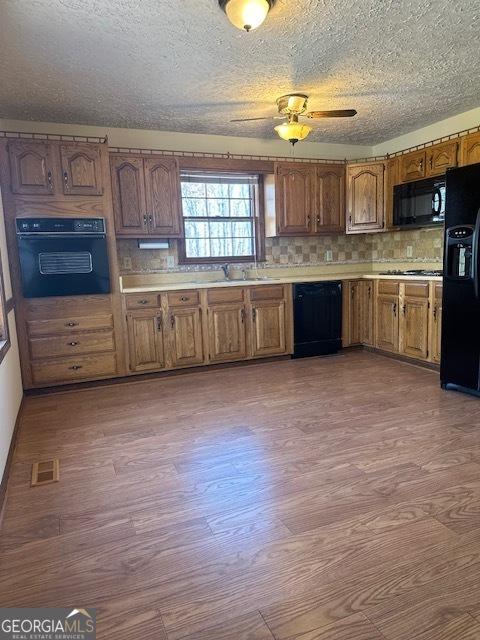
0,250 -> 10,365
178,172 -> 265,265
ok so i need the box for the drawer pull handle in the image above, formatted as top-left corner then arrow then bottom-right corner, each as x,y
68,341 -> 79,346
69,365 -> 82,370
66,321 -> 78,327
138,299 -> 149,305
180,296 -> 190,302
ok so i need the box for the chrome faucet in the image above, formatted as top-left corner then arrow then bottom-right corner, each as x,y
221,263 -> 230,280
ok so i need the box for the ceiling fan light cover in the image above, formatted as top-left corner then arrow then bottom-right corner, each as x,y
222,0 -> 272,31
275,122 -> 312,144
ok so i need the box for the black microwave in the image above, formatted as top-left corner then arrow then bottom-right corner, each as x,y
393,176 -> 446,228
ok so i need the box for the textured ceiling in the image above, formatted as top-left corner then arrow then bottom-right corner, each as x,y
0,0 -> 479,145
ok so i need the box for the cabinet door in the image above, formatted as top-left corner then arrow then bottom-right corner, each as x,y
110,156 -> 148,236
275,163 -> 315,235
315,166 -> 345,233
208,303 -> 248,363
400,150 -> 426,182
251,300 -> 287,357
342,281 -> 362,346
401,297 -> 429,360
460,131 -> 480,166
127,310 -> 165,372
431,283 -> 442,364
169,307 -> 204,367
60,143 -> 103,195
376,295 -> 399,352
144,157 -> 182,237
361,281 -> 374,346
346,163 -> 385,233
385,157 -> 399,229
426,141 -> 458,177
8,140 -> 55,195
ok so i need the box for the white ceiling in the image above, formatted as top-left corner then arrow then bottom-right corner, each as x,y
1,0 -> 479,145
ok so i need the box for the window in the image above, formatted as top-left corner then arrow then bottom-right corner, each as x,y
179,172 -> 264,263
0,248 -> 10,364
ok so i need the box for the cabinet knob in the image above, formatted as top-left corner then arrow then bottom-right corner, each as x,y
47,171 -> 53,190
69,365 -> 82,370
68,341 -> 79,346
180,296 -> 190,302
65,321 -> 78,327
138,299 -> 149,305
156,313 -> 163,331
63,171 -> 69,188
170,315 -> 175,328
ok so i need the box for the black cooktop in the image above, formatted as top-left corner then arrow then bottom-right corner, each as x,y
379,269 -> 443,276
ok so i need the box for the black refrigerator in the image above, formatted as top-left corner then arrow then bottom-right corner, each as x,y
441,162 -> 480,395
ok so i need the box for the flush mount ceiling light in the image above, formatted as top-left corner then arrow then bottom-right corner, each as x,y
219,0 -> 275,32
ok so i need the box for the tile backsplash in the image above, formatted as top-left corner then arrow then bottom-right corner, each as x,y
117,227 -> 443,274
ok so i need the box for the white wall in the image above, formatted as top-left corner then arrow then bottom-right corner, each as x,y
373,106 -> 480,156
0,118 -> 372,160
0,187 -> 23,481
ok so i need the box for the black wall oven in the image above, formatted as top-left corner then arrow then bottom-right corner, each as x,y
393,176 -> 446,228
16,217 -> 110,298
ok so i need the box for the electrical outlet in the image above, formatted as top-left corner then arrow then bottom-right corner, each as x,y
122,257 -> 132,270
166,256 -> 175,268
325,250 -> 333,262
406,245 -> 413,258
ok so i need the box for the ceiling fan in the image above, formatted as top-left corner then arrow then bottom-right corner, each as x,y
231,94 -> 357,145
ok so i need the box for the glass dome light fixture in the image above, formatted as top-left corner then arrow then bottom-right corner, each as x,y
219,0 -> 275,32
275,115 -> 312,146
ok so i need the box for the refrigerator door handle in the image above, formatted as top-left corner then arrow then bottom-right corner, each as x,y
473,207 -> 480,299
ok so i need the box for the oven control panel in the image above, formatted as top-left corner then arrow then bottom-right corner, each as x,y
16,217 -> 106,234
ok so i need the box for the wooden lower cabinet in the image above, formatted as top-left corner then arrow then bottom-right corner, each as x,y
251,299 -> 286,357
124,284 -> 292,374
169,307 -> 205,367
376,294 -> 400,353
430,283 -> 443,364
208,303 -> 247,363
342,281 -> 362,347
127,310 -> 165,372
361,281 -> 375,346
400,296 -> 429,359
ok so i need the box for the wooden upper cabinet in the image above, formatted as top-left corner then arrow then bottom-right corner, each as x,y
460,131 -> 480,166
59,144 -> 103,196
110,156 -> 148,236
315,165 -> 345,233
144,157 -> 182,237
426,141 -> 458,176
385,156 -> 400,229
127,310 -> 165,372
207,303 -> 248,363
8,140 -> 55,195
275,163 -> 315,235
168,306 -> 204,367
400,150 -> 426,182
346,162 -> 385,233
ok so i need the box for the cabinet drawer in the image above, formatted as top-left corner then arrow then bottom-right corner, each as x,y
378,281 -> 399,295
31,353 -> 117,386
207,287 -> 245,305
125,294 -> 160,309
249,285 -> 285,301
404,282 -> 429,298
29,330 -> 115,360
27,314 -> 113,337
167,290 -> 200,306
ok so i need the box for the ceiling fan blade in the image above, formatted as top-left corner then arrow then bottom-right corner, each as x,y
230,115 -> 286,122
306,109 -> 357,119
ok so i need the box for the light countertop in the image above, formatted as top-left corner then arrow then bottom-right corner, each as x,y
121,270 -> 442,293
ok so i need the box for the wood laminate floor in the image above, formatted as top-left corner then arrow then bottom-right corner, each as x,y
3,351 -> 480,639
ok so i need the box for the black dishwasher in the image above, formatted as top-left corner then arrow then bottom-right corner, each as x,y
293,281 -> 342,358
